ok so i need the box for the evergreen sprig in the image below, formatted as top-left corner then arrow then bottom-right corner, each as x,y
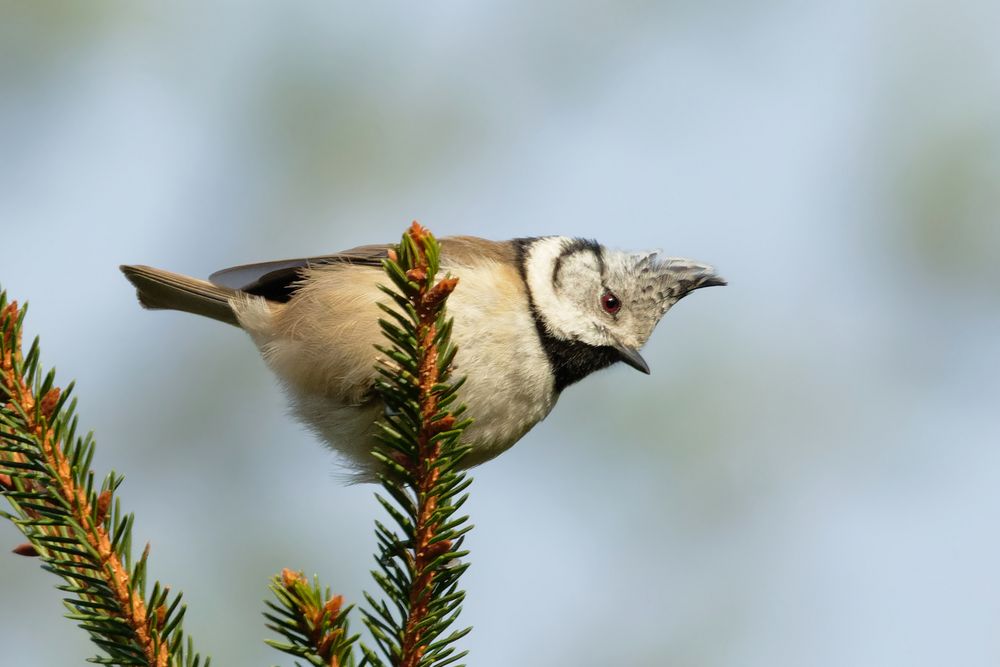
264,568 -> 359,666
2,221 -> 473,667
0,292 -> 206,667
264,222 -> 474,667
362,222 -> 474,667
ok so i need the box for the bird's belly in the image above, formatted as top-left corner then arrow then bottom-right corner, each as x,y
286,391 -> 384,478
280,319 -> 557,476
286,351 -> 556,474
253,257 -> 558,476
458,373 -> 557,466
446,276 -> 558,465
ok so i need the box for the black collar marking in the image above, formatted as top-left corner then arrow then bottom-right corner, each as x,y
514,238 -> 621,393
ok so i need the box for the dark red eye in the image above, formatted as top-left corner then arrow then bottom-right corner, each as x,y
601,291 -> 621,314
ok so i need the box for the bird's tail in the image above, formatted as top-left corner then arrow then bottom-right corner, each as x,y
120,265 -> 240,327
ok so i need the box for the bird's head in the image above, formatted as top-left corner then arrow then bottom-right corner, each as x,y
520,237 -> 725,387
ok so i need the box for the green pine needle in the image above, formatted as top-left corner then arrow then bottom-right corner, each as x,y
0,288 -> 208,667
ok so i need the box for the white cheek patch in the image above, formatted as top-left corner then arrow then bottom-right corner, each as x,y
524,237 -> 595,341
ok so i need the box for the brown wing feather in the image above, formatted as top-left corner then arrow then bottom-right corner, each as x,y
438,236 -> 517,266
208,237 -> 514,303
208,244 -> 392,302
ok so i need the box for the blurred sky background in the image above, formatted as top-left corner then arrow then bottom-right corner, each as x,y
2,2 -> 999,665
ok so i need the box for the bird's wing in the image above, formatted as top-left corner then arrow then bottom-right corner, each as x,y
437,236 -> 517,266
208,237 -> 514,302
208,244 -> 391,302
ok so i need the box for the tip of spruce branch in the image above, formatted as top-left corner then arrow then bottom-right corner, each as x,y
281,568 -> 306,588
323,594 -> 344,619
12,543 -> 39,557
40,387 -> 61,420
1,300 -> 18,348
407,221 -> 429,244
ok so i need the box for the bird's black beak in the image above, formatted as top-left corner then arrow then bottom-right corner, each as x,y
614,344 -> 651,374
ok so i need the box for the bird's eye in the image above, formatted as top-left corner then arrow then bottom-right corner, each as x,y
601,291 -> 622,315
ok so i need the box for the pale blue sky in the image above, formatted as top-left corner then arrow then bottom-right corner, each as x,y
2,2 -> 999,665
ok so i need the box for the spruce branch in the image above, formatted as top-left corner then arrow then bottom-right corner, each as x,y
264,568 -> 359,666
6,222 -> 478,666
363,222 -> 474,667
0,291 -> 207,667
264,223 -> 474,667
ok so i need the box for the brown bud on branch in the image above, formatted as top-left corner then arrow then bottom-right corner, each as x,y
12,543 -> 39,557
39,387 -> 61,421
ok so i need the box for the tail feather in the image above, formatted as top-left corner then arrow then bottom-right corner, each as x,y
120,265 -> 241,327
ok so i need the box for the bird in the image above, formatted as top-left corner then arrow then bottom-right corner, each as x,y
121,235 -> 724,480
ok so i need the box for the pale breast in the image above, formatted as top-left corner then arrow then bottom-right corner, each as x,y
235,254 -> 557,474
443,257 -> 557,465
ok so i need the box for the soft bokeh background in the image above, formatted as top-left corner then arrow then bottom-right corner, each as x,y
2,2 -> 999,665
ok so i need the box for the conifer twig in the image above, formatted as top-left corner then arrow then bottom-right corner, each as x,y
0,292 -> 205,666
264,568 -> 359,666
265,223 -> 474,667
396,227 -> 460,667
363,222 -> 474,667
